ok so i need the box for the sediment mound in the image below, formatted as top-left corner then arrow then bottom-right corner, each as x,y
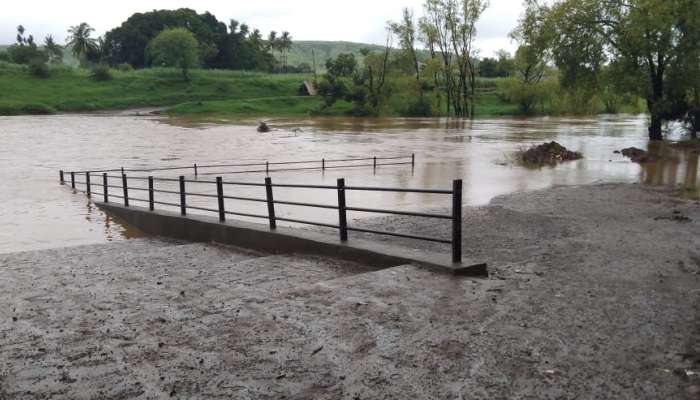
520,141 -> 583,166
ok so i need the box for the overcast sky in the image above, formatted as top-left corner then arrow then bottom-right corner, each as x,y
1,0 -> 524,56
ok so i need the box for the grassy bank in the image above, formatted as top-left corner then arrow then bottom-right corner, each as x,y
0,61 -> 517,119
0,62 -> 313,115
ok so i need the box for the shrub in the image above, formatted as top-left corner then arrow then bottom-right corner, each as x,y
90,64 -> 113,81
400,97 -> 433,117
117,63 -> 133,72
28,58 -> 50,78
9,45 -> 47,65
0,52 -> 9,62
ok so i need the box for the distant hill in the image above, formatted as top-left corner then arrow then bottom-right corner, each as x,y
286,41 -> 387,69
286,41 -> 431,71
2,40 -> 429,71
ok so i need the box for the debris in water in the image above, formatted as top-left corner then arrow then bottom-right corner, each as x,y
620,147 -> 656,163
312,346 -> 324,356
257,121 -> 271,133
518,142 -> 582,166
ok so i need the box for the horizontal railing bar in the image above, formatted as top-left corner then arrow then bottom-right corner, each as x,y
273,200 -> 339,210
346,226 -> 451,244
344,185 -> 452,194
67,155 -> 413,175
127,197 -> 149,203
105,175 -> 150,181
152,177 -> 180,182
110,194 -> 124,199
224,210 -> 269,219
199,161 -> 411,177
222,195 -> 268,203
184,192 -> 218,199
221,181 -> 267,187
152,189 -> 181,195
345,206 -> 452,219
275,216 -> 341,229
185,205 -> 220,213
153,200 -> 181,207
183,179 -> 218,184
270,183 -> 336,189
126,187 -> 149,192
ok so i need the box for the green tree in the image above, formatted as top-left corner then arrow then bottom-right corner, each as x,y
534,0 -> 700,140
421,0 -> 489,117
44,35 -> 63,64
8,25 -> 46,65
146,28 -> 200,81
325,53 -> 358,78
66,23 -> 98,66
279,31 -> 293,72
390,8 -> 421,84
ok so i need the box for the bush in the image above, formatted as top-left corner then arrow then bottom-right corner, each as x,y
400,97 -> 433,117
90,64 -> 113,81
117,63 -> 133,72
28,59 -> 50,78
0,52 -> 9,62
9,45 -> 47,65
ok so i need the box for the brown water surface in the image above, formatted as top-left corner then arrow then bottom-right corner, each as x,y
0,113 -> 697,254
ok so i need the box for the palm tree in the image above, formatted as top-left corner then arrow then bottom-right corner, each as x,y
44,35 -> 63,63
280,31 -> 292,72
66,23 -> 97,65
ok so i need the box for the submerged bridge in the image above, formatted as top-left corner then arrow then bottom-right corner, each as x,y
59,154 -> 486,276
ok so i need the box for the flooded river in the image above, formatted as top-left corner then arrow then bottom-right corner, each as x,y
0,113 -> 697,254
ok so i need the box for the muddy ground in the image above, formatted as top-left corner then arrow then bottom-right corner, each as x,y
1,183 -> 699,399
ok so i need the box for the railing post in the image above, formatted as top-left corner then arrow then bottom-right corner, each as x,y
122,173 -> 129,207
194,163 -> 198,177
373,156 -> 377,169
103,173 -> 108,203
148,176 -> 154,211
337,178 -> 348,241
179,176 -> 186,216
85,172 -> 91,198
59,170 -> 64,185
412,153 -> 415,167
452,179 -> 462,264
120,167 -> 124,175
266,161 -> 269,175
265,177 -> 276,229
322,158 -> 325,171
216,177 -> 225,222
70,172 -> 75,189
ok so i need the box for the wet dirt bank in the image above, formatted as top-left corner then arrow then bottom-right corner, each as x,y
1,183 -> 699,399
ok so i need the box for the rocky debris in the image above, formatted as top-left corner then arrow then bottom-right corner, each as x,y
520,141 -> 583,166
620,147 -> 656,163
257,121 -> 271,133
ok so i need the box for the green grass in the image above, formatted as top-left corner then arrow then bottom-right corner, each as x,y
0,61 -> 518,119
0,62 -> 312,115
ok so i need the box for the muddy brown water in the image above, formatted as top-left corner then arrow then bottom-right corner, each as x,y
0,113 -> 697,254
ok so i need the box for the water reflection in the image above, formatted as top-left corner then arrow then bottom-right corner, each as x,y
0,113 -> 697,253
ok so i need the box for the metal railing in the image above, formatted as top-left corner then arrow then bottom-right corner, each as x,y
60,169 -> 464,263
65,154 -> 416,177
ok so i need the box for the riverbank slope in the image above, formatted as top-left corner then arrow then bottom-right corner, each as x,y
0,62 -> 517,119
0,183 -> 698,398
